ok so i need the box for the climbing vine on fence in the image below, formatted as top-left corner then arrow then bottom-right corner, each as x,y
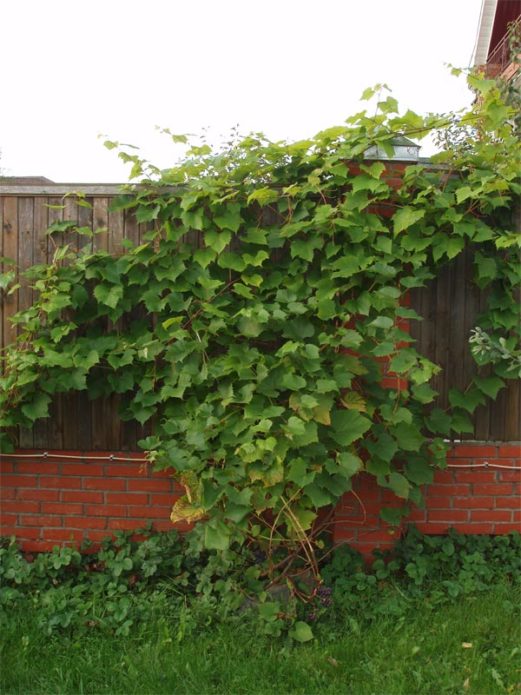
0,72 -> 519,581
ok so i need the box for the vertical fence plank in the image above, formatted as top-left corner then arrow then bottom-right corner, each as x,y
76,197 -> 95,450
124,209 -> 139,246
63,197 -> 79,251
462,249 -> 483,438
0,197 -> 4,352
46,196 -> 64,259
17,198 -> 35,319
46,199 -> 65,449
2,197 -> 19,348
474,273 -> 492,439
433,264 -> 451,408
17,198 -> 35,448
34,197 -> 49,265
77,197 -> 94,252
32,198 -> 49,449
93,198 -> 109,252
60,196 -> 80,449
108,208 -> 124,254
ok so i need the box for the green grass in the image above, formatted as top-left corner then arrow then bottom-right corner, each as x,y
1,585 -> 520,695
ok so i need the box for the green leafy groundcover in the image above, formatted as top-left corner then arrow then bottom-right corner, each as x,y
0,528 -> 520,639
0,72 -> 520,580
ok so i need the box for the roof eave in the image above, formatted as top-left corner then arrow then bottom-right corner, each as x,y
473,0 -> 499,65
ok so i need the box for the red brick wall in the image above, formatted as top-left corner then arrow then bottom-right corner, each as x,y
0,451 -> 183,552
334,442 -> 521,556
1,443 -> 519,555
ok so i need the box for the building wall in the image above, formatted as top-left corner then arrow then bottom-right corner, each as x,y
1,443 -> 519,555
333,442 -> 521,555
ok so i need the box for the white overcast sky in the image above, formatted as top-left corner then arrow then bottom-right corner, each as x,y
1,0 -> 484,183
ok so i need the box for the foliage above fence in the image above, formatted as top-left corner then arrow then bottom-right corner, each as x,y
1,71 -> 520,582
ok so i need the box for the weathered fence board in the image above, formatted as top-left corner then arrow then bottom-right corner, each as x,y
409,247 -> 520,442
1,187 -> 519,448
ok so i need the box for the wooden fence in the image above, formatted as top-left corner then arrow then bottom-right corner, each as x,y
1,185 -> 519,447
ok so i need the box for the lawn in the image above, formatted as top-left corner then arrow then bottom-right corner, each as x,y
1,584 -> 520,695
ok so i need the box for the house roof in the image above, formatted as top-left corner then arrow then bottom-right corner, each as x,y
473,0 -> 521,65
0,176 -> 54,185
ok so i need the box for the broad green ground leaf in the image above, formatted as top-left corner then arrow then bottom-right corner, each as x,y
291,621 -> 314,642
204,521 -> 230,550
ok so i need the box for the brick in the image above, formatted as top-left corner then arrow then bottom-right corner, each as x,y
1,514 -> 17,526
106,493 -> 149,505
470,510 -> 512,522
453,496 -> 494,509
84,477 -> 126,491
42,529 -> 83,542
426,484 -> 470,496
22,541 -> 57,553
428,510 -> 469,522
497,470 -> 521,482
357,528 -> 401,543
151,469 -> 175,480
18,489 -> 60,501
61,491 -> 103,504
415,522 -> 455,534
450,445 -> 497,458
85,504 -> 126,517
127,506 -> 169,519
432,471 -> 455,483
15,462 -> 59,475
1,501 -> 39,514
150,493 -> 177,507
105,463 -> 146,477
453,471 -> 497,483
107,519 -> 145,531
1,475 -> 38,488
493,522 -> 521,533
40,476 -> 82,489
407,508 -> 427,522
424,496 -> 452,510
0,461 -> 13,473
473,483 -> 513,496
381,490 -> 403,505
335,515 -> 381,528
128,479 -> 172,492
495,497 -> 521,509
65,517 -> 107,530
0,488 -> 16,500
41,502 -> 83,515
498,445 -> 521,458
513,511 -> 521,522
22,515 -> 62,527
333,528 -> 358,543
339,499 -> 382,515
61,463 -> 104,476
450,523 -> 495,534
1,527 -> 40,539
86,530 -> 113,542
